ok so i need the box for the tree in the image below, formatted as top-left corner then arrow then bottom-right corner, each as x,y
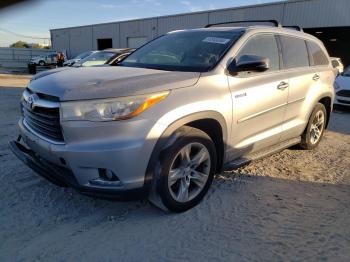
10,41 -> 29,48
30,43 -> 41,49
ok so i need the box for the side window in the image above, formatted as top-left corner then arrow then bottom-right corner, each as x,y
279,35 -> 309,69
236,34 -> 280,72
307,41 -> 329,66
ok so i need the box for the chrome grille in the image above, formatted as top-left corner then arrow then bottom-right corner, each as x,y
21,89 -> 64,143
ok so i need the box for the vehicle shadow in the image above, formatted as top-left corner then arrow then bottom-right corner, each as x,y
328,105 -> 350,135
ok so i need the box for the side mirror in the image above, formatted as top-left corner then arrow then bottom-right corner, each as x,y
227,55 -> 269,75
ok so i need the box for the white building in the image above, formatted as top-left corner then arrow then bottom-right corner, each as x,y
51,0 -> 350,65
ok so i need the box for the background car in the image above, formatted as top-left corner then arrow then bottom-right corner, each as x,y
331,57 -> 344,74
63,51 -> 95,67
30,48 -> 134,81
334,65 -> 350,107
73,48 -> 134,67
29,53 -> 57,66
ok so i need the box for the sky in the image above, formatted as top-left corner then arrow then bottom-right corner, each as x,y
0,0 -> 281,47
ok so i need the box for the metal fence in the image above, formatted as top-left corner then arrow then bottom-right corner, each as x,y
0,47 -> 55,68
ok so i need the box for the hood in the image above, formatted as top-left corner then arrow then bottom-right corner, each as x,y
28,66 -> 200,101
31,67 -> 73,81
335,75 -> 350,90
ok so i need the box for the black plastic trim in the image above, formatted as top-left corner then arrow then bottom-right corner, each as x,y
283,26 -> 303,32
205,20 -> 281,28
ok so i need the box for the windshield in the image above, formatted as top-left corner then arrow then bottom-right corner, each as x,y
343,66 -> 350,77
75,51 -> 116,67
75,51 -> 93,60
120,30 -> 242,72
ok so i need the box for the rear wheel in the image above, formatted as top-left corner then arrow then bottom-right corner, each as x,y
300,103 -> 327,150
38,60 -> 45,66
150,126 -> 217,212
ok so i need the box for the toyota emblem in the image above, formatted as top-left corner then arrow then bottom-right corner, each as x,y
26,94 -> 38,109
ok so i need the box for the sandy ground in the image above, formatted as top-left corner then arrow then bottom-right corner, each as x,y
0,77 -> 349,261
0,74 -> 31,88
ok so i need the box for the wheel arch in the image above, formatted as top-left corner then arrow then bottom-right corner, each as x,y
318,96 -> 332,128
144,111 -> 228,192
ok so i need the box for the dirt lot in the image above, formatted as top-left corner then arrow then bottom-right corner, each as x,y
0,76 -> 349,261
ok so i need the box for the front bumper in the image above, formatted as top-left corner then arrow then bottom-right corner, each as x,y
334,95 -> 350,106
9,138 -> 149,200
335,88 -> 350,106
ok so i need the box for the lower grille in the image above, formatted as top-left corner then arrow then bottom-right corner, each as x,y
337,90 -> 350,97
337,99 -> 350,105
21,90 -> 64,143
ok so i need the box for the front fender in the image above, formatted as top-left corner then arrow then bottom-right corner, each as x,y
143,110 -> 228,191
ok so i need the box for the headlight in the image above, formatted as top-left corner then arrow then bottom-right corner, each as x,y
334,82 -> 340,90
61,91 -> 169,121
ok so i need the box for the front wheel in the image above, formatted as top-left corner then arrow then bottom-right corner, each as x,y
150,126 -> 217,212
300,103 -> 327,150
38,60 -> 45,66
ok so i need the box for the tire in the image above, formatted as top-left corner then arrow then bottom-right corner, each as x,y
151,126 -> 217,212
300,103 -> 327,150
38,61 -> 45,66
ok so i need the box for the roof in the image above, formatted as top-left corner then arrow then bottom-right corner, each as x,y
165,24 -> 324,48
168,27 -> 246,33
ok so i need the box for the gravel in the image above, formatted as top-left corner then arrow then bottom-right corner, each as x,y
0,80 -> 349,262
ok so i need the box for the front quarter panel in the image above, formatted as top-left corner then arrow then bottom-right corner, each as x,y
142,73 -> 232,160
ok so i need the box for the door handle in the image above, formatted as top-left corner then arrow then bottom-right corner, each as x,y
313,74 -> 320,81
277,81 -> 289,90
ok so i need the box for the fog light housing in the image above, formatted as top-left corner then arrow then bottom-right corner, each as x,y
99,168 -> 119,181
89,169 -> 122,187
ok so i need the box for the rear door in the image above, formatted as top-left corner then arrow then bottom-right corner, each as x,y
228,33 -> 289,156
278,35 -> 320,140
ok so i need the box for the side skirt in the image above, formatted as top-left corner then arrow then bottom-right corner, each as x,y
223,137 -> 301,170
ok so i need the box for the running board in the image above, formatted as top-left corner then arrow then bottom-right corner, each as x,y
223,137 -> 301,170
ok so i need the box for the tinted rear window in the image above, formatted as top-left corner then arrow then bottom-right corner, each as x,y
279,35 -> 309,69
307,41 -> 329,66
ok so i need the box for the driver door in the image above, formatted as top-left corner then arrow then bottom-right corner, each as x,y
228,34 -> 289,157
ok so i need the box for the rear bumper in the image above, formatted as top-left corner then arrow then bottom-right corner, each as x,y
9,138 -> 149,200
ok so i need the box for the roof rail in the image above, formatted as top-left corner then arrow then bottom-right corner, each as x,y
283,25 -> 304,32
205,20 -> 281,28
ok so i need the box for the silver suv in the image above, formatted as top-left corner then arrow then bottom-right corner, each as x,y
10,21 -> 335,212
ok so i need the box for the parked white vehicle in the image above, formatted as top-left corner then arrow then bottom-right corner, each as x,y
331,57 -> 344,74
334,66 -> 350,107
29,53 -> 57,66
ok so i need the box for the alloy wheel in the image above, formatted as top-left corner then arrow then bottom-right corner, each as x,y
310,110 -> 325,144
168,142 -> 211,203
